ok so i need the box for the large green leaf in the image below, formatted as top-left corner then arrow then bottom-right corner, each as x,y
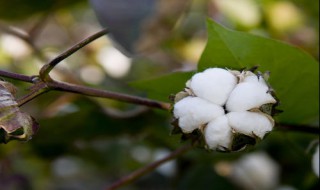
130,71 -> 194,102
199,19 -> 319,125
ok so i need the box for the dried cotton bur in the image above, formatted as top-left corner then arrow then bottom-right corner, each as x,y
0,81 -> 39,143
171,68 -> 280,152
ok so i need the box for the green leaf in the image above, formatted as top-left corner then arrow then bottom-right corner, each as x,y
178,164 -> 236,190
130,71 -> 194,102
199,19 -> 319,125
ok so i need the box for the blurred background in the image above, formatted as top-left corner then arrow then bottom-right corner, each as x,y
0,0 -> 318,189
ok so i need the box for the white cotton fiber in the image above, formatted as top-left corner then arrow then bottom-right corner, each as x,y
190,68 -> 237,106
242,71 -> 268,87
227,111 -> 274,138
204,115 -> 232,150
226,82 -> 276,112
173,96 -> 224,133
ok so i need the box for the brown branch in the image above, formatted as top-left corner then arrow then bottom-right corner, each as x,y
46,80 -> 171,110
0,69 -> 171,110
0,22 -> 30,43
0,70 -> 34,83
39,28 -> 109,80
105,144 -> 193,190
17,82 -> 49,106
28,13 -> 50,41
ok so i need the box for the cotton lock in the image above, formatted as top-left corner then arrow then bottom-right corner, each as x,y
172,68 -> 278,152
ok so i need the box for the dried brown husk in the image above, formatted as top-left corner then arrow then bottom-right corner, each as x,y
0,81 -> 39,143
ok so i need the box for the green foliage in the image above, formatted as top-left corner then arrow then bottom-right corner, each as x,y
177,164 -> 236,190
130,71 -> 194,102
132,19 -> 319,126
199,19 -> 319,125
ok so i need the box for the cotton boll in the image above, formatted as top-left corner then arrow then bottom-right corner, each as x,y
312,144 -> 319,177
173,97 -> 224,133
172,67 -> 278,152
226,82 -> 276,111
190,68 -> 237,105
227,111 -> 274,138
204,115 -> 232,150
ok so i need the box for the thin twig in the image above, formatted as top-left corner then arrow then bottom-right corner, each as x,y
0,69 -> 171,110
28,13 -> 50,41
0,22 -> 30,43
47,80 -> 171,110
106,144 -> 193,190
17,82 -> 49,106
0,69 -> 34,83
39,28 -> 109,80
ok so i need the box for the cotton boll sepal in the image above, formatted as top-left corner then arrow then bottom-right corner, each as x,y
230,131 -> 258,152
171,119 -> 208,149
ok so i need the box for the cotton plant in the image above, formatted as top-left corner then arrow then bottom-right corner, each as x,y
172,67 -> 279,152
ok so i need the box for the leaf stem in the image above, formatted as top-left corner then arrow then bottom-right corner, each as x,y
105,144 -> 193,190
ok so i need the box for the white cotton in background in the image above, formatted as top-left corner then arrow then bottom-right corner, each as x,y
213,0 -> 262,29
226,82 -> 276,112
204,115 -> 232,150
153,149 -> 177,177
227,111 -> 274,138
275,185 -> 297,190
97,46 -> 131,78
312,144 -> 319,177
79,65 -> 105,84
230,151 -> 280,190
173,96 -> 224,133
189,68 -> 237,106
131,145 -> 152,163
52,156 -> 84,178
0,34 -> 31,59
